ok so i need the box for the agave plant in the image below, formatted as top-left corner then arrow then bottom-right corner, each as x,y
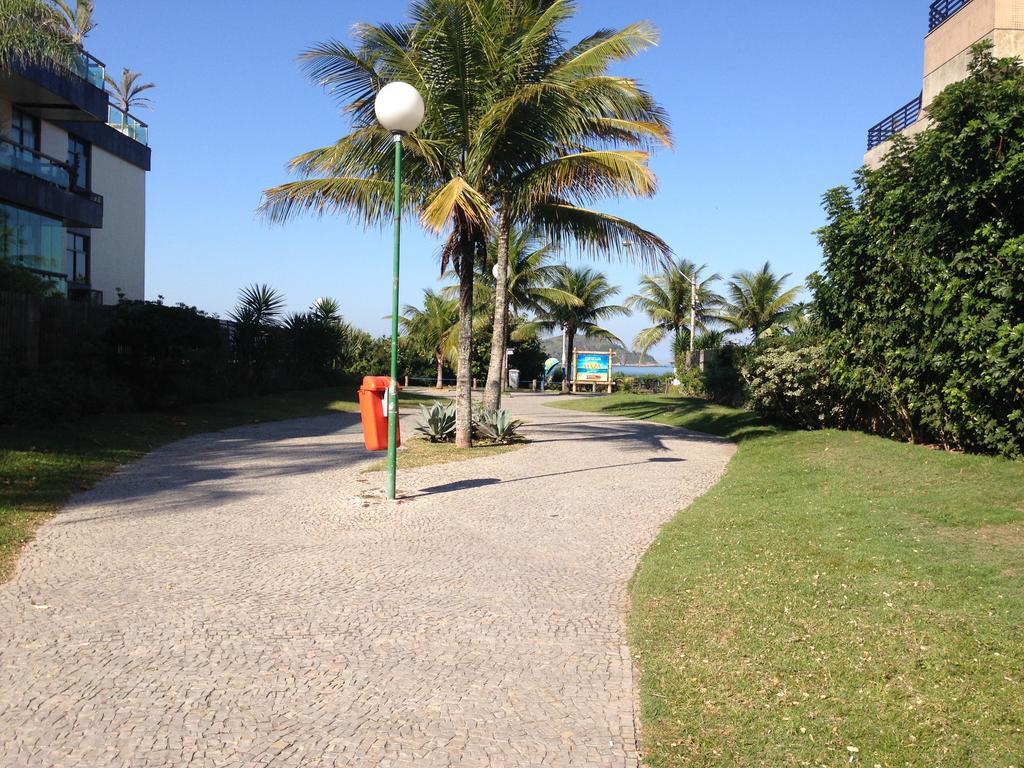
474,408 -> 525,444
415,401 -> 456,443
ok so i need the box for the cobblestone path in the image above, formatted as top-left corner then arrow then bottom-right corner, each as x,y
0,394 -> 734,767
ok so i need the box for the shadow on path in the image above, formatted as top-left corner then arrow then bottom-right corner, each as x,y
415,457 -> 685,497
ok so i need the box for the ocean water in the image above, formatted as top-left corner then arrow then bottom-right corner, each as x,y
616,365 -> 674,377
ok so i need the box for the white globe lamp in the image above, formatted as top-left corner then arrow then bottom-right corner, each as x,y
374,82 -> 425,135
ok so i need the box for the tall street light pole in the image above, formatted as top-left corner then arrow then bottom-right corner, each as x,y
374,82 -> 425,500
689,269 -> 697,355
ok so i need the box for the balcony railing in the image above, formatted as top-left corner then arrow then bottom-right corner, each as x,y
0,136 -> 70,188
929,0 -> 974,32
107,104 -> 150,146
72,50 -> 106,89
0,137 -> 102,204
867,94 -> 923,150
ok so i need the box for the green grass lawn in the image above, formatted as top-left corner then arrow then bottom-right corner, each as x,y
0,387 -> 437,582
554,394 -> 1024,767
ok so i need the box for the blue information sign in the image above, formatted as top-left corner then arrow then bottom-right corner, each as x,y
574,352 -> 611,383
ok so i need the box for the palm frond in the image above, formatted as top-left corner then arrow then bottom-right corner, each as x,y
533,200 -> 671,266
259,177 -> 402,227
421,176 -> 493,234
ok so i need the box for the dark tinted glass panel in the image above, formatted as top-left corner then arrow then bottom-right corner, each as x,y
67,136 -> 91,190
66,232 -> 90,284
11,109 -> 39,150
0,203 -> 65,277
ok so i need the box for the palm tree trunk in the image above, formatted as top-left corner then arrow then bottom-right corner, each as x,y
483,214 -> 511,412
436,350 -> 444,389
561,326 -> 572,394
455,254 -> 475,448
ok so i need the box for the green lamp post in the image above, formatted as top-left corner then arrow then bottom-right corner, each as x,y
374,81 -> 425,500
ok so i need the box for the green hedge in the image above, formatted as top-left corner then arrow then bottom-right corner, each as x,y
0,297 -> 361,424
812,44 -> 1024,457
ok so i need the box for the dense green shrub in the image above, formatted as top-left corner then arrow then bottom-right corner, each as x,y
0,365 -> 131,423
616,373 -> 671,394
284,312 -> 347,386
671,367 -> 707,397
0,289 -> 377,424
743,337 -> 844,429
813,44 -> 1024,457
105,300 -> 229,409
702,344 -> 747,407
0,261 -> 63,297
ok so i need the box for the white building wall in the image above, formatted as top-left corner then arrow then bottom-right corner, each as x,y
88,146 -> 146,302
39,119 -> 66,160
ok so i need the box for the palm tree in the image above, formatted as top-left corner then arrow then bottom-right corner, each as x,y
446,228 -> 580,397
527,266 -> 628,393
260,0 -> 670,447
626,259 -> 723,366
0,0 -> 76,73
51,0 -> 94,47
311,296 -> 342,325
445,228 -> 575,316
105,67 -> 155,112
719,262 -> 803,340
230,283 -> 285,328
694,328 -> 729,350
399,289 -> 460,389
230,284 -> 286,385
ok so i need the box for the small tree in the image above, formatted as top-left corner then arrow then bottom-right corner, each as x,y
105,67 -> 155,112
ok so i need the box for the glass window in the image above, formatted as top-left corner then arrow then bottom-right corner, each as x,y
67,136 -> 91,190
11,109 -> 39,150
0,204 -> 66,278
65,232 -> 90,284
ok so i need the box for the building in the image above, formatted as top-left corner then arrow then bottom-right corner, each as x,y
865,0 -> 1024,167
0,50 -> 150,304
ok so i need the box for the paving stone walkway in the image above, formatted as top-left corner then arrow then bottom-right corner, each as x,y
0,393 -> 734,767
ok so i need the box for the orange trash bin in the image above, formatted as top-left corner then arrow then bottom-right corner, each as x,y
358,376 -> 401,451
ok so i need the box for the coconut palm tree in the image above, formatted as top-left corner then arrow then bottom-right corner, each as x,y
527,266 -> 628,393
399,289 -> 460,389
51,0 -> 94,47
259,0 -> 670,447
626,259 -> 723,366
0,0 -> 76,73
445,228 -> 576,317
446,228 -> 580,398
719,261 -> 803,340
105,67 -> 155,112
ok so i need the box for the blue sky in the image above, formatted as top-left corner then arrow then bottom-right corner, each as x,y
87,0 -> 926,362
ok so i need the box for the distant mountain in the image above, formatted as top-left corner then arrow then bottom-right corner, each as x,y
541,335 -> 660,366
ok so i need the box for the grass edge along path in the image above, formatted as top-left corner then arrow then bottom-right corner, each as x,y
0,387 -> 438,583
551,394 -> 1023,767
